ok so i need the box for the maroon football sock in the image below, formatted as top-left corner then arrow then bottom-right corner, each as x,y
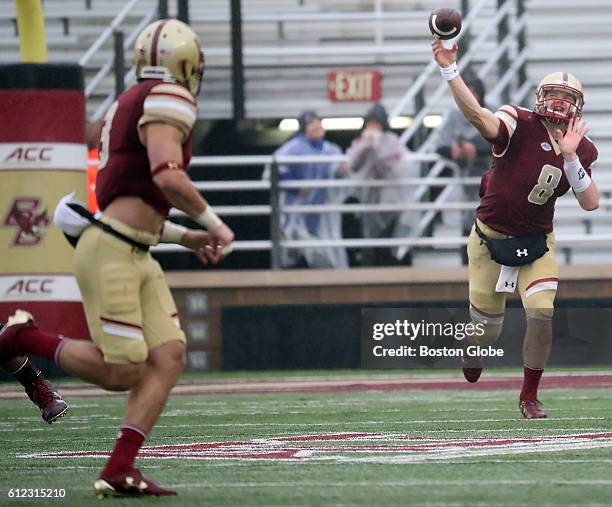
9,357 -> 42,386
520,366 -> 544,401
14,328 -> 67,364
101,425 -> 147,477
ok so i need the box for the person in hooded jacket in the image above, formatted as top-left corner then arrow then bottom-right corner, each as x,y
346,103 -> 414,266
274,111 -> 350,268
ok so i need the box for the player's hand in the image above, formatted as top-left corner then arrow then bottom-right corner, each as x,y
209,223 -> 235,248
556,118 -> 589,161
181,229 -> 224,265
432,38 -> 458,68
363,128 -> 382,148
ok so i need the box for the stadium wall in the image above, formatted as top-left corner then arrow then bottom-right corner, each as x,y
166,265 -> 612,371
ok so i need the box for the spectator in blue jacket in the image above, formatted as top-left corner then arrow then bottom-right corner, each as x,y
274,111 -> 349,268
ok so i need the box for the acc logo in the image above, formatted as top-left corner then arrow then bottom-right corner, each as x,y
540,142 -> 552,152
2,197 -> 50,247
3,145 -> 53,163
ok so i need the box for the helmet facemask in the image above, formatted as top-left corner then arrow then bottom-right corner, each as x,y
533,72 -> 584,125
534,86 -> 583,125
183,50 -> 205,96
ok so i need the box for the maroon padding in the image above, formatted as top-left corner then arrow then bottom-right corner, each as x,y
0,90 -> 85,143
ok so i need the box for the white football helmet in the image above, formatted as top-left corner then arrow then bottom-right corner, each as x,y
534,72 -> 584,124
134,19 -> 204,96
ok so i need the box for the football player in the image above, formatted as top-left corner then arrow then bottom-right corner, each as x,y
1,355 -> 68,423
432,39 -> 599,419
0,19 -> 233,496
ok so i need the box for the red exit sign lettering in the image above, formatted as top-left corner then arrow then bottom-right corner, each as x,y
328,70 -> 381,102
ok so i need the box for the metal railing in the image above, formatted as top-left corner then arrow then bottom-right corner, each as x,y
391,0 -> 527,147
82,0 -> 503,120
386,0 -> 528,244
146,154 -> 612,268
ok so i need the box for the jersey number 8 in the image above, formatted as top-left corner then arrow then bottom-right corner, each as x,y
528,164 -> 562,205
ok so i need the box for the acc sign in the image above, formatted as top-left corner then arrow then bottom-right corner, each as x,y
328,70 -> 381,102
0,275 -> 83,302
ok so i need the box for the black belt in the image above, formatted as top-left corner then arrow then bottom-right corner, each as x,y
67,203 -> 150,252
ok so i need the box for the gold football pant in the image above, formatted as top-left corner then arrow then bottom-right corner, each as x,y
74,216 -> 185,364
468,218 -> 558,345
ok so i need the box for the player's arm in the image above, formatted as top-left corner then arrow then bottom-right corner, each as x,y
144,122 -> 234,248
137,82 -> 234,249
555,118 -> 599,211
431,40 -> 500,140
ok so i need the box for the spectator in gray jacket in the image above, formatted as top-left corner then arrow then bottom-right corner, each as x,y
346,103 -> 414,266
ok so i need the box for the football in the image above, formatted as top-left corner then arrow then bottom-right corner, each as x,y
428,8 -> 462,40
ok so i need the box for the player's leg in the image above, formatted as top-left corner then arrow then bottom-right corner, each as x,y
517,233 -> 558,419
0,312 -> 139,391
94,341 -> 184,498
465,220 -> 507,382
95,256 -> 184,498
123,341 -> 186,432
2,355 -> 68,423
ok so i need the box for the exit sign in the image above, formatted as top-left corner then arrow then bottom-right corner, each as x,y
328,70 -> 381,102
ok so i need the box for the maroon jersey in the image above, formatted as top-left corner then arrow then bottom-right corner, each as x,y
95,79 -> 196,216
477,105 -> 598,236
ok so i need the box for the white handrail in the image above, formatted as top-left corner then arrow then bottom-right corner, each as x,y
388,0 -> 491,121
416,10 -> 528,154
189,153 -> 440,166
85,10 -> 156,98
151,233 -> 612,253
513,79 -> 534,105
189,176 -> 612,192
78,0 -> 147,67
398,0 -> 516,145
488,46 -> 530,104
167,198 -> 612,217
191,10 -> 435,23
191,177 -> 482,192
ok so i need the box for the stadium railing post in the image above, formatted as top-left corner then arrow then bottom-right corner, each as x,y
269,160 -> 282,270
158,0 -> 168,19
112,30 -> 125,98
178,0 -> 190,24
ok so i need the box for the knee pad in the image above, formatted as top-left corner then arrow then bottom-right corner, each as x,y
524,290 -> 555,321
469,302 -> 504,345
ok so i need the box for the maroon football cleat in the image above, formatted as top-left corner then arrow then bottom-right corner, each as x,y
0,310 -> 36,361
24,379 -> 69,424
519,399 -> 547,419
94,469 -> 177,498
461,337 -> 483,383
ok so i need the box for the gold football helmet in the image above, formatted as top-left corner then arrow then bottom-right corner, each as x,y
134,19 -> 204,96
534,72 -> 584,124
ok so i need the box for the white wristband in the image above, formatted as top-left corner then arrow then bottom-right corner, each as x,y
195,206 -> 223,230
160,221 -> 188,244
439,62 -> 459,81
563,157 -> 591,193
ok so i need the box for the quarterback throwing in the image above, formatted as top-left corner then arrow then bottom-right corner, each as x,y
432,39 -> 599,419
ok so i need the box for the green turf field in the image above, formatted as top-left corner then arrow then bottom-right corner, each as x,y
1,372 -> 612,506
